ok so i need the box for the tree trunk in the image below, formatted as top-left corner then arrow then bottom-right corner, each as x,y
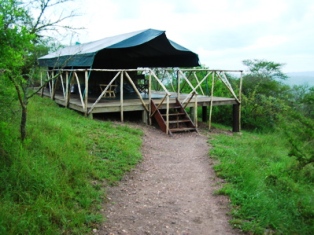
20,104 -> 27,141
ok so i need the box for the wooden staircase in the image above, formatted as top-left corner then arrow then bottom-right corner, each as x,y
151,98 -> 197,135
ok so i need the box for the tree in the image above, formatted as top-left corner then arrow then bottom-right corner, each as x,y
0,0 -> 80,141
241,59 -> 290,131
242,59 -> 290,98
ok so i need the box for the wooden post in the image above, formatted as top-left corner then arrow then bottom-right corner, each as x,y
47,71 -> 52,97
166,95 -> 169,134
84,70 -> 88,116
65,71 -> 70,107
233,104 -> 240,132
142,110 -> 148,124
120,71 -> 124,122
202,106 -> 207,122
51,71 -> 54,99
149,70 -> 152,125
52,71 -> 58,100
177,70 -> 180,100
194,94 -> 198,127
40,72 -> 44,97
209,72 -> 215,130
239,71 -> 243,131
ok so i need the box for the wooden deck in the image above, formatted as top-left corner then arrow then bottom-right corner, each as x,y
39,68 -> 242,132
44,90 -> 238,114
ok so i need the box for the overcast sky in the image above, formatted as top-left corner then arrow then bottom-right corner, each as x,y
63,0 -> 314,73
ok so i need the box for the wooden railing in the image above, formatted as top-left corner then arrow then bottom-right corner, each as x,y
40,68 -> 243,132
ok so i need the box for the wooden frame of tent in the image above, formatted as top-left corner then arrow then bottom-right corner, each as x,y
40,67 -> 242,134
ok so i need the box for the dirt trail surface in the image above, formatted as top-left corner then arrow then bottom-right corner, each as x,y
96,125 -> 240,235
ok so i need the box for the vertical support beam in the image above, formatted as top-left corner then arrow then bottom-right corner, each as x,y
47,71 -> 52,97
177,69 -> 180,100
120,71 -> 124,122
194,94 -> 198,127
209,72 -> 215,130
84,70 -> 89,116
142,110 -> 148,124
40,72 -> 44,97
51,71 -> 54,99
166,95 -> 170,134
202,106 -> 207,122
239,71 -> 243,131
52,71 -> 58,100
148,70 -> 152,125
88,113 -> 93,119
65,71 -> 70,107
233,104 -> 240,132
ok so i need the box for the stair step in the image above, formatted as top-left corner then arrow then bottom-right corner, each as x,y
162,113 -> 185,117
169,127 -> 197,132
169,120 -> 190,124
151,98 -> 197,135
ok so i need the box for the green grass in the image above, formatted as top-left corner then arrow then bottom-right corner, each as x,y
0,96 -> 143,234
210,130 -> 314,235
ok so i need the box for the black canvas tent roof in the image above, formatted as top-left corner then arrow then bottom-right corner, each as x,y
38,29 -> 200,69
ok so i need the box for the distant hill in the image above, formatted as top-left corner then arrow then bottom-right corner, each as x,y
286,71 -> 314,86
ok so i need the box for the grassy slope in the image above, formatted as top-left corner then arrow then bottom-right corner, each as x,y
210,129 -> 314,235
0,96 -> 143,235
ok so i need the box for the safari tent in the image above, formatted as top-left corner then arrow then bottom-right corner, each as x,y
38,29 -> 200,69
38,29 -> 242,135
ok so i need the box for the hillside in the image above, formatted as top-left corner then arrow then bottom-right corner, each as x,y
286,71 -> 314,86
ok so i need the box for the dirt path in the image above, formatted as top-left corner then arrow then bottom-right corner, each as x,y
96,125 -> 240,235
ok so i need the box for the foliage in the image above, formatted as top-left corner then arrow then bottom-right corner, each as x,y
0,0 -> 79,141
0,96 -> 143,234
289,85 -> 314,118
239,59 -> 291,131
280,111 -> 314,170
210,131 -> 314,234
242,59 -> 288,81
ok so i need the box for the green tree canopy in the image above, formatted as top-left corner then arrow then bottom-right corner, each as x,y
0,0 -> 79,140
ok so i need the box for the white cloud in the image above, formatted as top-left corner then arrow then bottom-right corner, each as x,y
57,0 -> 314,72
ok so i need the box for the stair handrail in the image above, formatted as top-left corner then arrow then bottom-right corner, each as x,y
183,91 -> 196,109
149,69 -> 172,134
150,94 -> 168,118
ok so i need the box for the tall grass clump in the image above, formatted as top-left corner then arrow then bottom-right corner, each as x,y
210,130 -> 314,234
0,96 -> 143,235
